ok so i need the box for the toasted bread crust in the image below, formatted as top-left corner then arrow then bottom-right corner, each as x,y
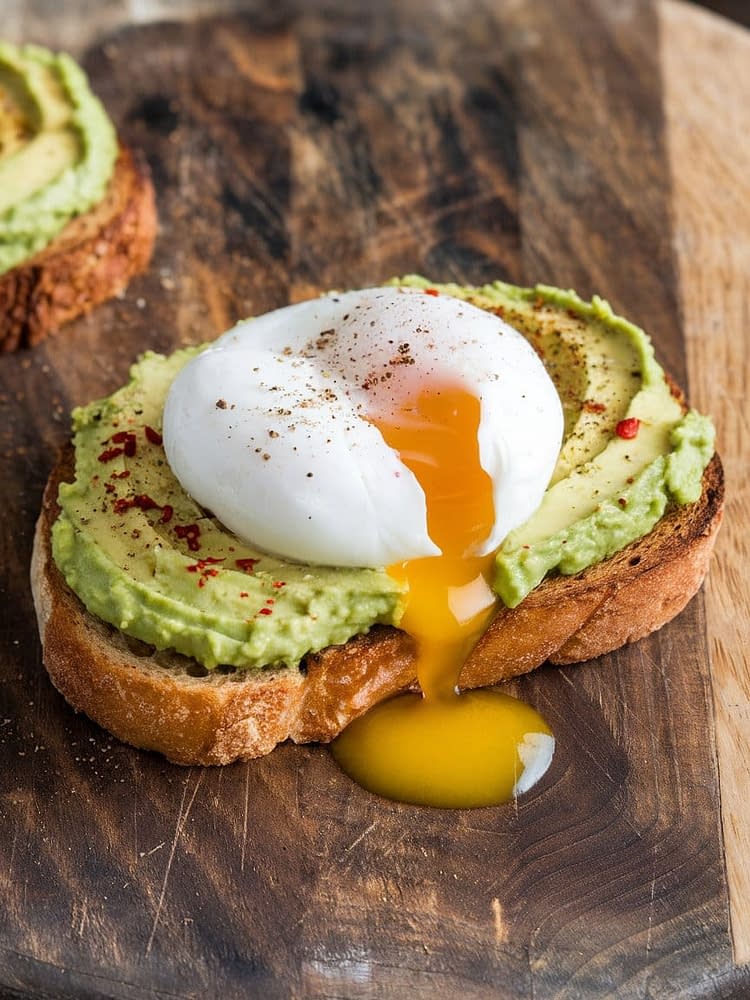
0,145 -> 156,352
30,438 -> 724,765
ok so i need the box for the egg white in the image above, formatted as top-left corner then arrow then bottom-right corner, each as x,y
162,287 -> 563,567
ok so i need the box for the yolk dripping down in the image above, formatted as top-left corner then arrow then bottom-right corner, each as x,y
331,382 -> 554,808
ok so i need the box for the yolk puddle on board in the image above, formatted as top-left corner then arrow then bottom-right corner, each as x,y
331,383 -> 554,808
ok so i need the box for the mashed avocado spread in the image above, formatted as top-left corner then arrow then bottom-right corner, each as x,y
51,279 -> 715,670
0,42 -> 117,275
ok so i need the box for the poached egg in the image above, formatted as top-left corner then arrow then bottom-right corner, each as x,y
163,286 -> 563,806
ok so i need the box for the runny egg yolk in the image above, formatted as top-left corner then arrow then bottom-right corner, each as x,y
331,382 -> 554,808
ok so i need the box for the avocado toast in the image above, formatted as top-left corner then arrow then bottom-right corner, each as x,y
30,280 -> 723,765
0,42 -> 156,351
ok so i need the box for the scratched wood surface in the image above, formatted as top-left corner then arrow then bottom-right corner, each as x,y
1,1 -> 748,997
661,0 -> 750,970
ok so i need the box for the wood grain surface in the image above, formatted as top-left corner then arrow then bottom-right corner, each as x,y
661,0 -> 750,966
0,1 -> 748,997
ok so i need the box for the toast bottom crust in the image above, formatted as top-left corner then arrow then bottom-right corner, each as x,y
30,449 -> 724,765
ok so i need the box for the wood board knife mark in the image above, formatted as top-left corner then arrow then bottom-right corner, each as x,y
145,769 -> 204,956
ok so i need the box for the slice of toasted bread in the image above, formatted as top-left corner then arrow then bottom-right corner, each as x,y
0,145 -> 156,352
30,433 -> 723,766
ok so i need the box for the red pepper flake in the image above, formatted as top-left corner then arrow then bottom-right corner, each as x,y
616,417 -> 641,440
111,430 -> 137,457
257,607 -> 273,616
186,557 -> 224,572
272,580 -> 286,589
175,523 -> 201,552
424,288 -> 439,296
98,446 -> 124,463
618,497 -> 628,507
111,470 -> 130,480
265,598 -> 275,605
239,591 -> 249,598
112,491 -> 175,525
113,493 -> 160,515
134,494 -> 158,511
144,425 -> 163,445
583,400 -> 607,414
236,557 -> 260,573
186,556 -> 224,587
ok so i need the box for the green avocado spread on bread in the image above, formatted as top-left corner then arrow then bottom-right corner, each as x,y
0,41 -> 117,274
51,278 -> 715,671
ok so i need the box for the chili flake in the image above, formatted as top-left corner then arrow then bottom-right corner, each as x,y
186,556 -> 225,587
113,494 -> 159,515
175,523 -> 201,552
98,446 -> 124,463
424,288 -> 439,297
186,557 -> 224,571
257,607 -> 273,616
144,425 -> 163,445
236,557 -> 260,573
616,418 -> 640,440
111,430 -> 137,457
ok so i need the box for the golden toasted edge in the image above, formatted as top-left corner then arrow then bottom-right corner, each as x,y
0,144 -> 157,353
464,452 -> 723,682
30,432 -> 724,765
30,445 -> 419,764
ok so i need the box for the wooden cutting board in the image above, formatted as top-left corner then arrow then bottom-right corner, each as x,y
1,1 -> 748,996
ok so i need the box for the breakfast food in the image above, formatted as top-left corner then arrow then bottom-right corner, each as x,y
0,42 -> 156,351
31,279 -> 722,798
